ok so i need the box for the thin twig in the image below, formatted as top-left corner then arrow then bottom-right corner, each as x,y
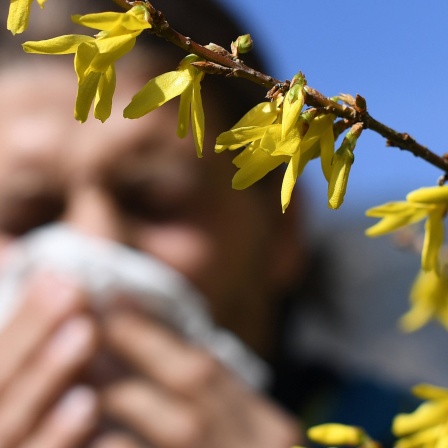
115,0 -> 448,175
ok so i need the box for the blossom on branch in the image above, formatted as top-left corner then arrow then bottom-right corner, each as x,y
22,5 -> 152,122
215,75 -> 337,212
7,0 -> 47,35
124,54 -> 205,157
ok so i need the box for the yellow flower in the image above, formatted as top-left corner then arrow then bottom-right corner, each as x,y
22,5 -> 152,122
366,185 -> 448,272
216,109 -> 335,212
7,0 -> 46,35
400,268 -> 448,332
393,384 -> 448,448
124,54 -> 205,157
307,423 -> 369,447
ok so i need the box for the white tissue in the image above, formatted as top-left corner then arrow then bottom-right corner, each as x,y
0,224 -> 271,389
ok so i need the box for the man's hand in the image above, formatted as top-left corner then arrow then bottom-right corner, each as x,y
0,273 -> 99,448
92,310 -> 300,448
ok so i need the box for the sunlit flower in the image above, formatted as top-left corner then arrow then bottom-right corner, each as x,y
393,384 -> 448,448
366,185 -> 448,272
22,5 -> 152,122
7,0 -> 47,35
124,54 -> 205,157
400,268 -> 448,332
216,108 -> 335,212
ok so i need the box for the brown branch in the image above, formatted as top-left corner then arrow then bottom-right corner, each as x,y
116,0 -> 448,175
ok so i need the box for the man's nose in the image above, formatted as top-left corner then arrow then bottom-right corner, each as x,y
62,186 -> 133,246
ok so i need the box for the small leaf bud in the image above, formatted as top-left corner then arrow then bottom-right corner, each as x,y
231,34 -> 253,57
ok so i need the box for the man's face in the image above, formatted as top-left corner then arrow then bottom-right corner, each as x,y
0,64 -> 299,347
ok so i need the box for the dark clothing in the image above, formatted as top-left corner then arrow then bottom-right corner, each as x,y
269,360 -> 419,447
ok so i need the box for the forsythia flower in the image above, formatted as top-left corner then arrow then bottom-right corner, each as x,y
22,5 -> 152,122
366,185 -> 448,272
400,268 -> 448,332
124,54 -> 205,157
393,384 -> 448,448
215,90 -> 335,212
7,0 -> 46,35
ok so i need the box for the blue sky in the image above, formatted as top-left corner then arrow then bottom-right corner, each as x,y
220,1 -> 448,222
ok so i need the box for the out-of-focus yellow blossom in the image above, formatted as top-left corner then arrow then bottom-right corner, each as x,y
307,423 -> 373,447
7,0 -> 46,35
393,384 -> 448,448
400,268 -> 448,332
22,5 -> 152,122
366,185 -> 448,272
327,122 -> 362,210
124,54 -> 205,157
216,109 -> 335,212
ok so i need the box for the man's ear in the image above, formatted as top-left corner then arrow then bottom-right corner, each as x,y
266,183 -> 309,297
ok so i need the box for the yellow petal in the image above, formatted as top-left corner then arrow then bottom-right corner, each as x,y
23,35 -> 94,54
190,77 -> 205,157
7,0 -> 32,35
281,94 -> 303,139
91,34 -> 136,72
75,70 -> 101,123
407,186 -> 448,204
94,65 -> 116,122
365,203 -> 429,237
317,115 -> 335,182
231,100 -> 280,128
124,70 -> 192,119
307,423 -> 364,446
264,124 -> 302,157
281,151 -> 301,212
232,143 -> 285,190
215,126 -> 268,149
177,84 -> 192,139
72,6 -> 151,32
422,208 -> 445,271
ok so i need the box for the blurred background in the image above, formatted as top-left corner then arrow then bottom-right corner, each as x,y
217,0 -> 448,389
3,0 -> 448,389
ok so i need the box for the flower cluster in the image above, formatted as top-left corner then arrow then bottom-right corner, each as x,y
366,185 -> 448,330
124,53 -> 205,157
22,5 -> 152,122
393,384 -> 448,448
215,74 -> 363,212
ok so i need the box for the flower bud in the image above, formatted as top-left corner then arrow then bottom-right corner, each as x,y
231,34 -> 253,56
327,123 -> 362,209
